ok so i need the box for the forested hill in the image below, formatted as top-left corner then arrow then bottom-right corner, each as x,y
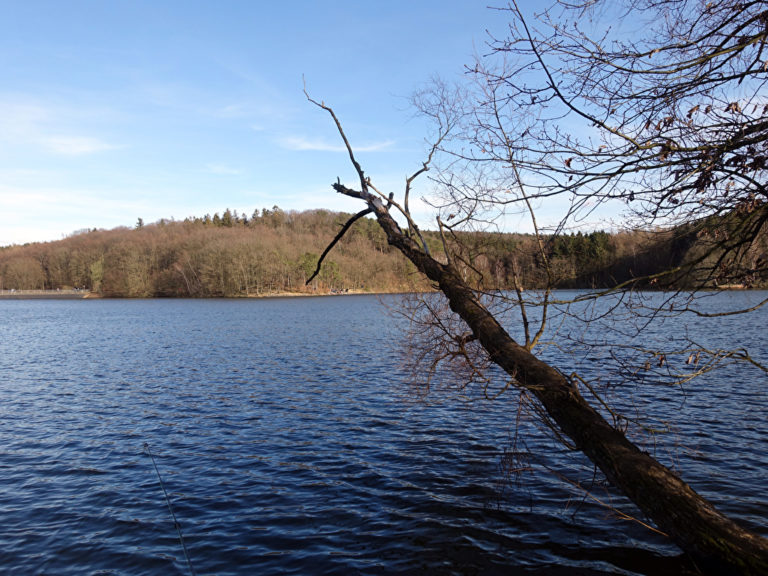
1,207 -> 766,296
0,208 -> 426,297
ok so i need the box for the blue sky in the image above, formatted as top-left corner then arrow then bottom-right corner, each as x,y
0,1 -> 532,246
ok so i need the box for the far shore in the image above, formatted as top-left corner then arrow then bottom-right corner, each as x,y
0,289 -> 94,300
0,288 -> 414,300
1,285 -> 763,301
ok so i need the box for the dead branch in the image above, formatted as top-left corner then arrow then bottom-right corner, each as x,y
306,207 -> 372,285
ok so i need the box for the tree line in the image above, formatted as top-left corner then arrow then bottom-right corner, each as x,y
1,206 -> 765,296
0,208 -> 423,296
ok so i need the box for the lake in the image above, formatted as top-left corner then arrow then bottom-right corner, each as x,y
0,293 -> 765,575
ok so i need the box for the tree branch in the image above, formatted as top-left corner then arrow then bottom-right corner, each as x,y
305,207 -> 373,285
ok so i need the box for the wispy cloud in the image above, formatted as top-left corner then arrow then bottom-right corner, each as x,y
40,135 -> 118,156
279,135 -> 394,153
0,96 -> 118,156
210,97 -> 294,123
205,163 -> 242,175
213,103 -> 251,119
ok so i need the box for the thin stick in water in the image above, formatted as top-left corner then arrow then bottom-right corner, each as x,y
143,442 -> 196,576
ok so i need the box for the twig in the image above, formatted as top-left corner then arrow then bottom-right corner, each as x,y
144,442 -> 196,576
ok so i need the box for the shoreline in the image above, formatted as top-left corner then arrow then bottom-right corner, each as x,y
0,290 -> 94,300
0,289 -> 413,300
1,285 -> 764,300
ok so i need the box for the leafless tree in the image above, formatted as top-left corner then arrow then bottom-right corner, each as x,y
306,1 -> 768,573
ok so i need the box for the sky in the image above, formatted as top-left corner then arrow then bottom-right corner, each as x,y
0,1 -> 535,246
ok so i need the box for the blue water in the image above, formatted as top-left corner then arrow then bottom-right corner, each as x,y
0,294 -> 765,575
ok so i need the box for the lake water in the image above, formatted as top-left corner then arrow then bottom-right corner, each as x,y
0,293 -> 765,575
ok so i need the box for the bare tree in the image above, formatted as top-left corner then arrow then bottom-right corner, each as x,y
459,0 -> 768,288
306,1 -> 768,573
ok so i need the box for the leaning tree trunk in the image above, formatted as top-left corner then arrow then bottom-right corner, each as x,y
329,181 -> 768,575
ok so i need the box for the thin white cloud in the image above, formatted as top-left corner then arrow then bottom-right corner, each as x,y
40,135 -> 118,156
279,135 -> 394,153
213,103 -> 250,118
0,96 -> 118,156
209,97 -> 295,123
205,163 -> 242,175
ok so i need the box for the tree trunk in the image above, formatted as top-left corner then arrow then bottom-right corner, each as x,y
335,182 -> 768,575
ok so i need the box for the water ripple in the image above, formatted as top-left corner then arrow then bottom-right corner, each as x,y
0,295 -> 764,574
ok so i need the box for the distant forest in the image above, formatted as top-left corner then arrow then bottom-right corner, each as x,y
1,206 -> 766,296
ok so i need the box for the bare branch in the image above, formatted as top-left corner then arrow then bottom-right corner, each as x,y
305,207 -> 373,285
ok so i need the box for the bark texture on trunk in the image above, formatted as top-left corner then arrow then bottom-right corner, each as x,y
334,182 -> 768,575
